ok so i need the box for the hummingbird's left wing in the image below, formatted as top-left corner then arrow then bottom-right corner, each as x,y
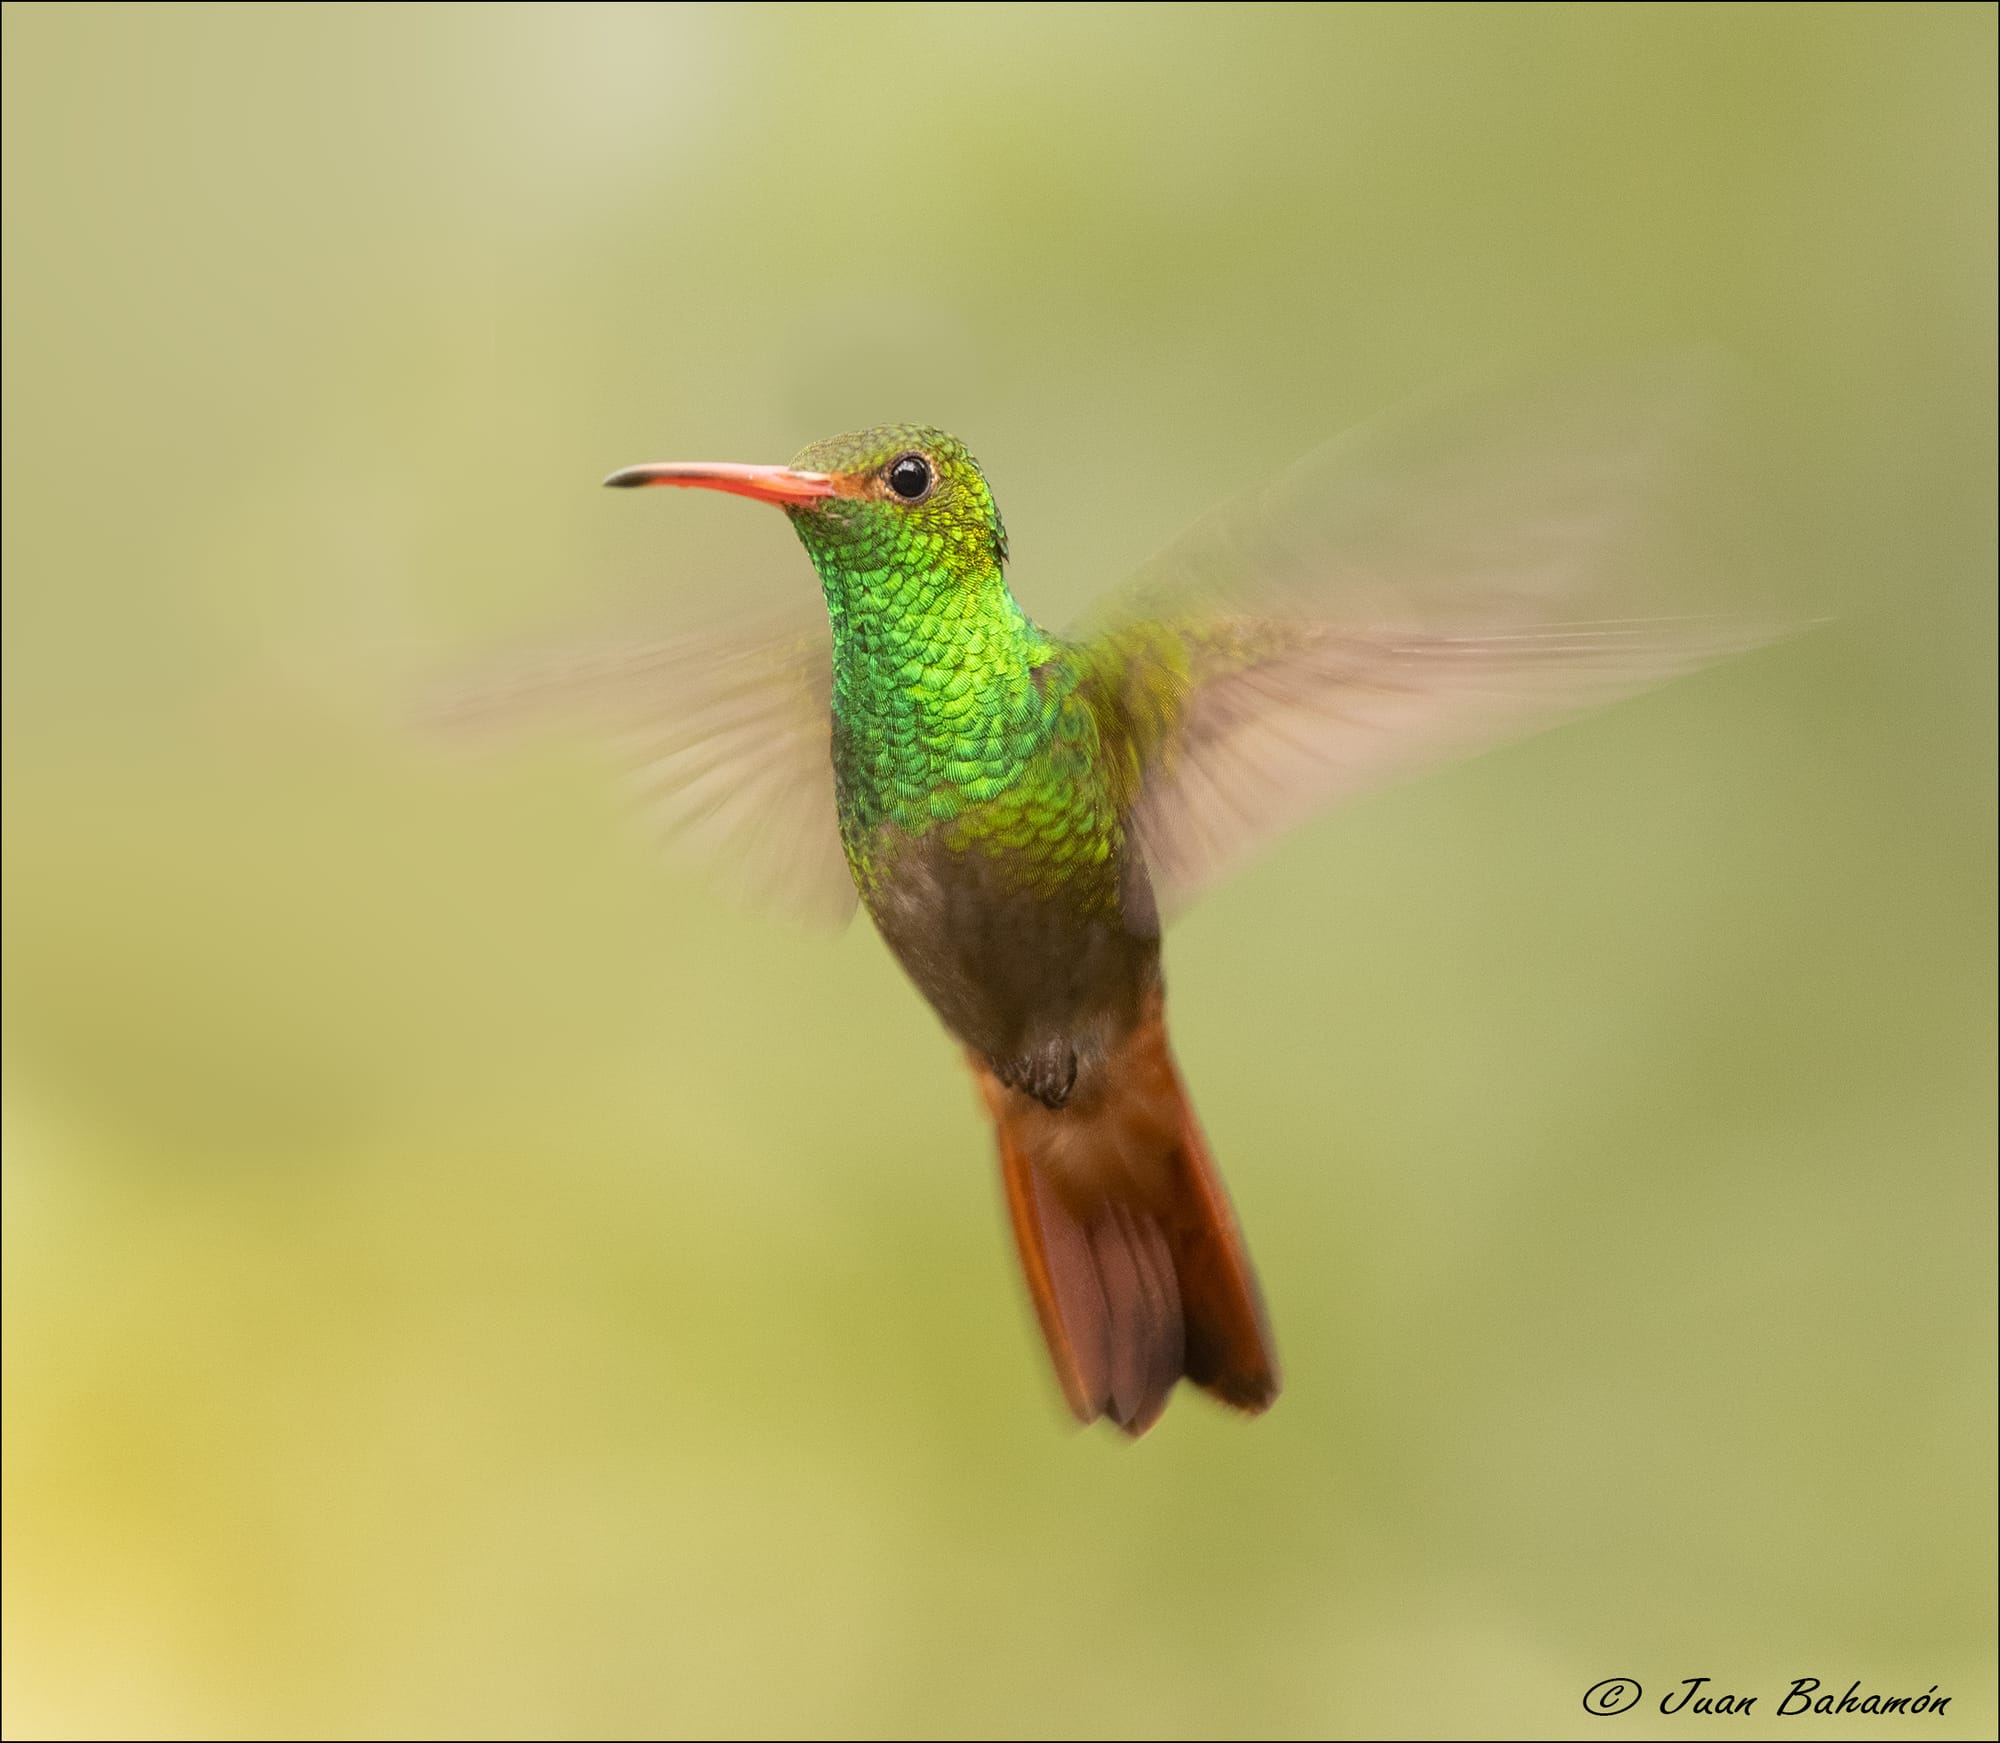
1073,358 -> 1801,914
425,610 -> 856,930
1085,610 -> 1782,914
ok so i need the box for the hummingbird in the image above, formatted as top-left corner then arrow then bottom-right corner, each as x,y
451,368 -> 1781,1436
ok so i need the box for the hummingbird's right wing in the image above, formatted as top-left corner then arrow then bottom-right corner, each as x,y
424,610 -> 857,930
1074,357 -> 1801,915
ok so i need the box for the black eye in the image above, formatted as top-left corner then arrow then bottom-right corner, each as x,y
886,453 -> 932,501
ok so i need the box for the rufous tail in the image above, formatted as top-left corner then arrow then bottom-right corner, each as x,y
971,997 -> 1279,1437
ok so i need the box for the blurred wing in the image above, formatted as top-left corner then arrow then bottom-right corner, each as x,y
1104,613 -> 1785,908
1079,357 -> 1797,911
427,609 -> 856,930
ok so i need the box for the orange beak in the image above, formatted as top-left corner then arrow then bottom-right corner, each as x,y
602,461 -> 838,506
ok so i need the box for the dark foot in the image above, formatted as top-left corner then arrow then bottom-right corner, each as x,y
992,1040 -> 1077,1110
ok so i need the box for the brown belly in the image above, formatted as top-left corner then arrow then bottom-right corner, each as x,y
861,829 -> 1161,1105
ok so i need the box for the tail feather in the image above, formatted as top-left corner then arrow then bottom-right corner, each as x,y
975,1000 -> 1279,1436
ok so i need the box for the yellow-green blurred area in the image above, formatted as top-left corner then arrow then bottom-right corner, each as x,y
4,4 -> 1994,1737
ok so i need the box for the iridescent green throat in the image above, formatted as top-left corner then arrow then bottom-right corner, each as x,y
788,504 -> 1061,847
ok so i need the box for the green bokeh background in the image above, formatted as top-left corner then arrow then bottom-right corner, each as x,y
4,4 -> 1993,1737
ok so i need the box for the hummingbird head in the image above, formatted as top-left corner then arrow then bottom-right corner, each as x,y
604,424 -> 1009,586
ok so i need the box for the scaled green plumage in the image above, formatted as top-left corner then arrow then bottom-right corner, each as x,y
450,367 -> 1790,1434
783,426 -> 1272,920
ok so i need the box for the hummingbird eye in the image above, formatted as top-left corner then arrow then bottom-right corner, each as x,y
886,453 -> 933,502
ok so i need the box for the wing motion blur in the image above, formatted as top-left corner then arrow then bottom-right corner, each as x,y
426,610 -> 857,930
430,358 -> 1795,930
1077,357 -> 1795,912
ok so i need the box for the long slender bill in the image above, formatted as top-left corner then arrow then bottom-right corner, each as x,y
602,461 -> 838,505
